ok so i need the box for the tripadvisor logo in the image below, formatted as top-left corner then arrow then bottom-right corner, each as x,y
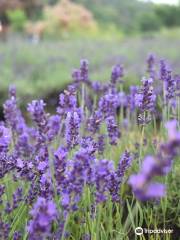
135,227 -> 143,236
135,227 -> 173,236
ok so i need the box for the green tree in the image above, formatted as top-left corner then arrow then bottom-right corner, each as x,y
138,12 -> 162,32
154,5 -> 180,27
7,9 -> 27,31
72,0 -> 153,33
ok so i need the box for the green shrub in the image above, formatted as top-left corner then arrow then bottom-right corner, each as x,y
154,5 -> 180,28
7,9 -> 27,31
138,12 -> 162,32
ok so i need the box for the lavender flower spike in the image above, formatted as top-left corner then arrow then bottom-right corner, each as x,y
27,197 -> 57,240
111,64 -> 124,85
95,159 -> 115,203
0,126 -> 11,151
65,109 -> 82,148
147,53 -> 156,79
109,151 -> 132,202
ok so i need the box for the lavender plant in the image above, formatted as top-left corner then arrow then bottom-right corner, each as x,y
0,56 -> 179,240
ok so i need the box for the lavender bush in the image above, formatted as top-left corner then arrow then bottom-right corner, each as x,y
0,55 -> 179,239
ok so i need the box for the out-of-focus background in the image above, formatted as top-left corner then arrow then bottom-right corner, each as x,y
0,0 -> 180,111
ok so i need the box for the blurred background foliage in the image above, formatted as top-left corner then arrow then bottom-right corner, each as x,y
0,0 -> 180,112
1,0 -> 180,35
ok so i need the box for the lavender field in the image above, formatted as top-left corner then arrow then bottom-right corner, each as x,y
0,50 -> 179,240
0,31 -> 180,107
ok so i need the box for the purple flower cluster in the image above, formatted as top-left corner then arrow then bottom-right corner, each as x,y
0,56 -> 179,238
109,151 -> 132,202
111,64 -> 124,85
57,85 -> 77,117
135,78 -> 156,113
27,100 -> 49,141
65,109 -> 82,148
106,116 -> 121,145
0,125 -> 11,151
129,120 -> 180,201
3,87 -> 32,156
147,53 -> 156,80
94,159 -> 114,203
135,77 -> 156,124
72,59 -> 89,83
27,197 -> 57,240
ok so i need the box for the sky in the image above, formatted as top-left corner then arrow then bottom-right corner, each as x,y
140,0 -> 179,5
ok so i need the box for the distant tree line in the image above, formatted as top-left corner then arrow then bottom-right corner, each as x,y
72,0 -> 180,32
0,0 -> 180,33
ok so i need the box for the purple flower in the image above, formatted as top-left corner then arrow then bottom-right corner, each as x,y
129,154 -> 169,201
106,115 -> 121,145
99,92 -> 119,117
47,115 -> 61,141
65,109 -> 82,148
3,90 -> 32,156
161,120 -> 180,157
129,174 -> 166,201
116,151 -> 132,180
72,69 -> 81,82
39,171 -> 54,199
86,111 -> 103,134
80,136 -> 97,155
147,53 -> 156,79
61,148 -> 94,211
80,59 -> 89,82
12,187 -> 23,209
95,159 -> 114,203
27,100 -> 46,119
91,82 -> 108,93
111,64 -> 124,85
135,77 -> 156,124
54,146 -> 68,194
128,86 -> 138,112
27,197 -> 57,240
27,100 -> 50,148
37,161 -> 47,172
0,126 -> 11,150
97,134 -> 106,155
159,59 -> 170,82
135,78 -> 156,112
26,179 -> 40,205
145,183 -> 166,198
72,59 -> 89,83
109,151 -> 132,202
165,120 -> 180,141
13,231 -> 21,240
61,193 -> 70,208
16,132 -> 32,157
5,202 -> 12,214
82,233 -> 91,240
129,120 -> 180,201
164,70 -> 176,103
27,100 -> 48,132
0,221 -> 10,239
57,85 -> 77,117
0,153 -> 16,179
3,92 -> 18,130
